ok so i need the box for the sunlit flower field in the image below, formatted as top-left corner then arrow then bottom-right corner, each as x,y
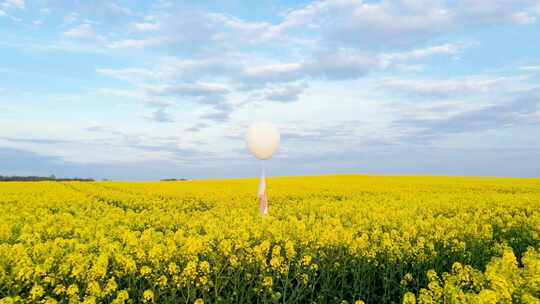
1,175 -> 539,304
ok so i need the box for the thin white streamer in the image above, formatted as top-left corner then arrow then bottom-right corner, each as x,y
258,162 -> 268,214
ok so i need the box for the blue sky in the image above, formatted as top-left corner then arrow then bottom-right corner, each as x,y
1,0 -> 540,180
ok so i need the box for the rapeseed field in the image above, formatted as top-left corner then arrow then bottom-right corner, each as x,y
0,175 -> 539,303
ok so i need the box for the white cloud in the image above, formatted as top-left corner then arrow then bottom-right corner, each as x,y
200,107 -> 232,122
144,83 -> 229,99
106,11 -> 275,51
0,9 -> 5,16
2,0 -> 540,179
76,2 -> 502,56
241,43 -> 464,83
145,108 -> 174,123
106,38 -> 162,49
307,50 -> 382,79
131,22 -> 160,31
392,88 -> 540,142
63,12 -> 78,24
97,42 -> 468,103
200,12 -> 273,41
106,2 -> 132,16
63,23 -> 97,39
97,78 -> 233,118
395,64 -> 425,72
240,51 -> 380,83
144,15 -> 157,21
520,65 -> 540,72
511,11 -> 537,24
2,0 -> 25,10
157,57 -> 240,80
381,76 -> 521,97
272,0 -> 540,48
96,88 -> 144,100
273,0 -> 453,45
96,68 -> 157,83
381,43 -> 471,62
256,83 -> 308,103
243,63 -> 304,83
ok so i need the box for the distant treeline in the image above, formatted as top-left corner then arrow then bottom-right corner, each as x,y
0,175 -> 94,182
160,178 -> 188,181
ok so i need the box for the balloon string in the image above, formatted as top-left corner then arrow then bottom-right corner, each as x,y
258,162 -> 266,196
259,161 -> 268,215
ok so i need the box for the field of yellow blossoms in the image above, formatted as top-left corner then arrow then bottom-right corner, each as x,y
1,175 -> 539,304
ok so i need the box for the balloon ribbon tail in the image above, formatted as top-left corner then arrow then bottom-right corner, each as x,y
258,171 -> 268,215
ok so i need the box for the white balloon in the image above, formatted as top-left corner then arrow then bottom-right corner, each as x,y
246,121 -> 280,160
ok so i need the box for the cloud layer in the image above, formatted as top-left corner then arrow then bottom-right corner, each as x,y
1,0 -> 539,178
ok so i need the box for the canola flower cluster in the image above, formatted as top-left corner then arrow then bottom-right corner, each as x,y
0,175 -> 539,303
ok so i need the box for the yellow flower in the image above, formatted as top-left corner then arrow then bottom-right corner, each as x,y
270,256 -> 283,270
168,262 -> 179,274
82,296 -> 97,304
183,260 -> 198,281
0,297 -> 16,304
66,284 -> 79,297
143,289 -> 154,302
199,261 -> 211,274
158,275 -> 168,287
112,290 -> 129,304
402,292 -> 416,304
194,298 -> 204,304
44,298 -> 58,304
86,281 -> 101,296
104,277 -> 118,295
198,275 -> 209,289
229,255 -> 239,267
302,255 -> 312,267
285,241 -> 296,259
140,266 -> 152,276
477,290 -> 497,304
262,276 -> 273,288
53,285 -> 66,295
30,284 -> 44,300
1,175 -> 539,303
